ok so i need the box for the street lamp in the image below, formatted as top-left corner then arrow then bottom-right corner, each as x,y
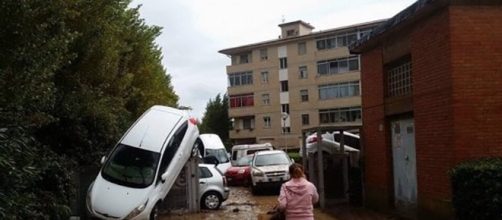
281,112 -> 289,151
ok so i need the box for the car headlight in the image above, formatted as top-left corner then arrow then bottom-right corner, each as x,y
124,199 -> 148,219
238,169 -> 245,174
86,182 -> 94,214
252,169 -> 264,177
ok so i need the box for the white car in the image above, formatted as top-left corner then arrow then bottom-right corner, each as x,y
198,134 -> 231,174
301,131 -> 360,165
198,164 -> 229,210
87,106 -> 199,220
250,150 -> 293,194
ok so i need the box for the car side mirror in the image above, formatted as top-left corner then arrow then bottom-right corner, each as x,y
100,156 -> 106,165
161,172 -> 168,182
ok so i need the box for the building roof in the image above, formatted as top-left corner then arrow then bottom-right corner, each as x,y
278,20 -> 315,29
219,19 -> 386,55
350,0 -> 502,53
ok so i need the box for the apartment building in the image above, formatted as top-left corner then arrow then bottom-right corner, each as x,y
219,20 -> 384,149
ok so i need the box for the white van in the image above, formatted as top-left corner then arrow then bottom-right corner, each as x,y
87,105 -> 199,220
198,134 -> 231,174
230,143 -> 273,165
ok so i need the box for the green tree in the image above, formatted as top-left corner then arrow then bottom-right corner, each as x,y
0,0 -> 179,218
200,94 -> 230,148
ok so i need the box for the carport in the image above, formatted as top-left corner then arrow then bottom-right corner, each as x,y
301,125 -> 363,209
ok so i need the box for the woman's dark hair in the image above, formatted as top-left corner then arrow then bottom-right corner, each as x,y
289,163 -> 305,179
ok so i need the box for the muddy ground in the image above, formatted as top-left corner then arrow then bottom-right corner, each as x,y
160,186 -> 337,220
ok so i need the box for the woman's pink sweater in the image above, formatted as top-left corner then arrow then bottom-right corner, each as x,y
278,178 -> 319,220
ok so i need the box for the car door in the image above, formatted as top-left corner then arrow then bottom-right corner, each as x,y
198,166 -> 213,197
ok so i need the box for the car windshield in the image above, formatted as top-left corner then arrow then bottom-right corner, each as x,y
206,148 -> 229,163
235,155 -> 253,167
101,144 -> 160,188
254,153 -> 290,167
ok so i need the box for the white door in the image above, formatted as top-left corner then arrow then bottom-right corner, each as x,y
391,118 -> 417,213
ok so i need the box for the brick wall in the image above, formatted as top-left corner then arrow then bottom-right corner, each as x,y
449,6 -> 502,162
360,46 -> 392,211
410,8 -> 454,218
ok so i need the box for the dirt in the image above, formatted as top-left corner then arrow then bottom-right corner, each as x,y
160,186 -> 337,220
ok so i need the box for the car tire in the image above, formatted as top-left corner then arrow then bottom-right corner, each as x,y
251,184 -> 260,195
150,202 -> 161,220
201,191 -> 222,210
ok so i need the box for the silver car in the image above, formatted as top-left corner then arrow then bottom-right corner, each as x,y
199,164 -> 230,210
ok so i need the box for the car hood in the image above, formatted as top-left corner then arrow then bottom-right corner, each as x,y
254,164 -> 289,173
226,166 -> 250,174
90,173 -> 150,218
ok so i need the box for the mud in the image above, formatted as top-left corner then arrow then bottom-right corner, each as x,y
160,186 -> 337,220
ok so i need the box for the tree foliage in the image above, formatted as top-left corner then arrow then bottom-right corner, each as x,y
0,0 -> 178,218
200,94 -> 230,148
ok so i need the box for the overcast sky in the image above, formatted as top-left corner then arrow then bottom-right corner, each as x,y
130,0 -> 416,119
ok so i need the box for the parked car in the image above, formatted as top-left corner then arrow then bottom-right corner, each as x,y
250,150 -> 293,194
230,143 -> 273,165
198,134 -> 231,174
198,163 -> 229,210
87,105 -> 199,220
225,154 -> 253,186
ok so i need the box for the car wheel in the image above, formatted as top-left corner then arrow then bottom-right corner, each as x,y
251,184 -> 260,195
201,191 -> 222,210
150,202 -> 160,220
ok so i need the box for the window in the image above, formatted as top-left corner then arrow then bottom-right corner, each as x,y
240,54 -> 250,64
229,93 -> 254,108
263,116 -> 271,128
242,118 -> 255,130
229,71 -> 253,87
300,89 -> 309,102
302,114 -> 310,125
298,42 -> 306,55
316,31 -> 363,50
287,29 -> 296,37
319,107 -> 362,124
261,71 -> 269,83
319,81 -> 360,100
261,93 -> 270,105
280,81 -> 289,92
299,66 -> 307,79
260,49 -> 268,61
387,60 -> 412,97
198,167 -> 213,178
279,58 -> 288,69
281,104 -> 290,114
317,56 -> 359,75
282,127 -> 291,134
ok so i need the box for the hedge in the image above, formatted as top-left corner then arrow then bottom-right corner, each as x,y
449,158 -> 502,220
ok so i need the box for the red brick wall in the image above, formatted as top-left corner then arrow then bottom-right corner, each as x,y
410,8 -> 454,201
360,46 -> 392,209
409,9 -> 455,218
449,6 -> 502,162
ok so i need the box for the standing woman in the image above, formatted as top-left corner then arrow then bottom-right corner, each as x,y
277,163 -> 319,220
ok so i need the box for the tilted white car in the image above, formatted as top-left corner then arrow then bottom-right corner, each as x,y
198,164 -> 229,210
250,150 -> 293,194
87,105 -> 199,220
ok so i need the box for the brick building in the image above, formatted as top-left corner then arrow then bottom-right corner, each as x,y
350,0 -> 502,219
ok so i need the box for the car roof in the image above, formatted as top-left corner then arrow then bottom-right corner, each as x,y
231,143 -> 272,151
199,134 -> 225,149
121,105 -> 188,153
255,150 -> 285,156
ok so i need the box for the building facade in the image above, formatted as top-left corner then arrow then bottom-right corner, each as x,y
350,0 -> 502,219
219,20 -> 384,149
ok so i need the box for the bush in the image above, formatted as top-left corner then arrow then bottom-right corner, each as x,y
0,127 -> 74,219
449,158 -> 502,220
